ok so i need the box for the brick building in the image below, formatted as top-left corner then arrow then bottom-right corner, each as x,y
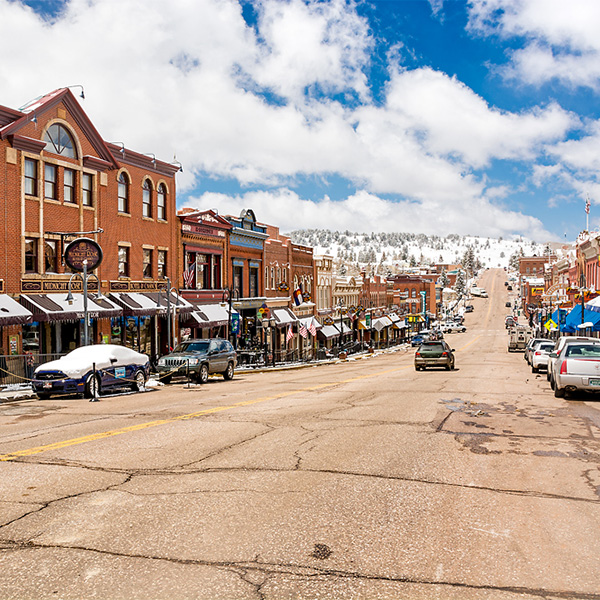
0,88 -> 181,357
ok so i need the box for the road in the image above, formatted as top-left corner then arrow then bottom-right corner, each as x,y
1,268 -> 600,599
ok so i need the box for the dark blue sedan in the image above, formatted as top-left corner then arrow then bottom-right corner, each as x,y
32,344 -> 149,399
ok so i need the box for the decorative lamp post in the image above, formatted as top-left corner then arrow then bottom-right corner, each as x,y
63,237 -> 103,347
262,317 -> 276,366
66,260 -> 102,346
157,277 -> 180,352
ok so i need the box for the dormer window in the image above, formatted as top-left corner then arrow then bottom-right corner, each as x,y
44,124 -> 77,158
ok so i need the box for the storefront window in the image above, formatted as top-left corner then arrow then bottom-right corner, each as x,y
139,316 -> 152,355
111,317 -> 123,344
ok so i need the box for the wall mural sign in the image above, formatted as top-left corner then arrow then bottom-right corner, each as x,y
64,238 -> 103,272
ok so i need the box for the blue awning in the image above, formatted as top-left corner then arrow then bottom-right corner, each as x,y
563,305 -> 600,332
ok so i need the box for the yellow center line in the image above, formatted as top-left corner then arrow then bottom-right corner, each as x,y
0,363 -> 413,462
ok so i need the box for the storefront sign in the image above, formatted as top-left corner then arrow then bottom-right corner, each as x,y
182,222 -> 226,237
21,279 -> 99,293
109,280 -> 165,292
64,238 -> 103,272
530,287 -> 545,296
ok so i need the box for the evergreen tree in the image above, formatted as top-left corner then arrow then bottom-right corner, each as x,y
455,270 -> 466,298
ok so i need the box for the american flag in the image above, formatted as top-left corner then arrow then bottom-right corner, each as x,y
299,323 -> 308,338
183,262 -> 195,287
286,324 -> 294,343
308,320 -> 317,336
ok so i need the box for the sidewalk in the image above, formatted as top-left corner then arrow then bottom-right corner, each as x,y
0,346 -> 408,404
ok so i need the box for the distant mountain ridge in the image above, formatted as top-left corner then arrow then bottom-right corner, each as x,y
287,229 -> 546,276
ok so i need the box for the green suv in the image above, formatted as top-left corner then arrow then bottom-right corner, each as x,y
157,338 -> 237,384
414,340 -> 455,371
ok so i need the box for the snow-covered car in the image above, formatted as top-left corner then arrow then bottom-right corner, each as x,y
531,341 -> 555,373
32,344 -> 149,399
443,322 -> 466,333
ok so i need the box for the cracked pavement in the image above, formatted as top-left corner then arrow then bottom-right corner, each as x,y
1,269 -> 600,599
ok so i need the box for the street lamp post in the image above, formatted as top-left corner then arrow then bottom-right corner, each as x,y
262,317 -> 276,366
66,259 -> 101,346
157,277 -> 179,352
223,288 -> 240,349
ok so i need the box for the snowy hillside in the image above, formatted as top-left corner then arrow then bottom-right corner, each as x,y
288,229 -> 550,275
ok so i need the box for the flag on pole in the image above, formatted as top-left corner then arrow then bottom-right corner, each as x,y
299,323 -> 308,338
293,287 -> 304,306
308,320 -> 317,336
586,197 -> 591,214
286,324 -> 294,343
183,262 -> 195,287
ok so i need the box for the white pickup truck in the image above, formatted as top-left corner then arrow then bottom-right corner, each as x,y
553,341 -> 600,398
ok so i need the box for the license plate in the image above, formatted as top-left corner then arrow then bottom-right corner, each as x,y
43,382 -> 52,388
590,379 -> 600,386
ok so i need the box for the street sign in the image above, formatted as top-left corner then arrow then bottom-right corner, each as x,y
64,238 -> 103,272
365,314 -> 372,327
545,319 -> 557,331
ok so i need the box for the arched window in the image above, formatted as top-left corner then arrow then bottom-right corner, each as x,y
142,179 -> 152,218
157,183 -> 167,220
44,124 -> 77,158
118,172 -> 129,213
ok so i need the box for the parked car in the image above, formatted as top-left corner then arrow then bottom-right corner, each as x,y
464,305 -> 474,313
505,301 -> 511,308
552,342 -> 600,398
507,285 -> 513,291
32,344 -> 149,399
411,334 -> 429,347
531,342 -> 555,373
443,322 -> 466,333
415,340 -> 455,371
524,338 -> 547,365
157,338 -> 237,384
547,336 -> 599,386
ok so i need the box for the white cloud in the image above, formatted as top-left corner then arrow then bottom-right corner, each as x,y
181,187 -> 555,241
0,0 -> 574,239
468,0 -> 600,88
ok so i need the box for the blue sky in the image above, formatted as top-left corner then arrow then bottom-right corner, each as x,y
3,0 -> 600,242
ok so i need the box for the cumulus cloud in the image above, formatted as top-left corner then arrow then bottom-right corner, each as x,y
181,187 -> 554,241
468,0 -> 600,88
0,0 -> 576,239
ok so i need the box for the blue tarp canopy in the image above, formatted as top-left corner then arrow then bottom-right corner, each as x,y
563,304 -> 600,332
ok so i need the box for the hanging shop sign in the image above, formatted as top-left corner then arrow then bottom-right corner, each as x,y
64,238 -> 103,272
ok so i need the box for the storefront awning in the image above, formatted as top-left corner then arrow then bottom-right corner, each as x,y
110,292 -> 194,317
272,307 -> 298,328
334,322 -> 352,335
20,294 -> 122,322
0,295 -> 32,325
188,303 -> 238,328
318,325 -> 340,340
298,316 -> 322,330
372,316 -> 393,331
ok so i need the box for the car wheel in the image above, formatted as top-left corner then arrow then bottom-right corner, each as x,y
132,369 -> 146,392
37,392 -> 51,400
445,363 -> 451,371
223,362 -> 234,380
84,374 -> 100,398
196,364 -> 209,384
161,374 -> 172,384
532,366 -> 538,373
554,385 -> 565,398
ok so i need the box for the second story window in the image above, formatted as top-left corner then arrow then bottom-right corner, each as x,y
142,179 -> 152,218
249,266 -> 259,297
82,173 -> 93,206
25,238 -> 38,273
44,240 -> 58,273
24,158 -> 38,196
44,123 -> 77,158
157,250 -> 167,279
118,246 -> 129,277
157,184 -> 166,220
64,169 -> 76,203
143,249 -> 153,278
44,164 -> 57,200
118,172 -> 129,213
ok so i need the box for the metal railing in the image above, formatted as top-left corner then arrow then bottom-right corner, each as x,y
0,353 -> 64,387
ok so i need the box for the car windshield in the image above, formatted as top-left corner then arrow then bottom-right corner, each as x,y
174,341 -> 210,353
566,344 -> 600,357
